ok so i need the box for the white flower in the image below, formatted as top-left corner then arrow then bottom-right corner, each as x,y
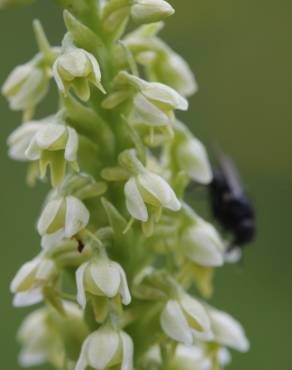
181,217 -> 225,267
124,23 -> 197,97
160,294 -> 211,345
2,59 -> 49,111
7,122 -> 40,161
76,258 -> 131,309
152,52 -> 198,98
53,47 -> 104,101
18,302 -> 87,368
172,345 -> 231,370
206,306 -> 250,352
104,71 -> 188,127
37,195 -> 89,238
76,326 -> 133,370
131,0 -> 175,24
125,170 -> 181,222
176,137 -> 212,184
10,253 -> 56,307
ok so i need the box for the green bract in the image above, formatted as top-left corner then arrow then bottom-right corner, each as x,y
2,2 -> 249,370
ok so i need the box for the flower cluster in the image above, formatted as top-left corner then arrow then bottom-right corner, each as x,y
3,1 -> 250,370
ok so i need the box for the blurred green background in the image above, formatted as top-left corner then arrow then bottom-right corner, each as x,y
0,0 -> 291,369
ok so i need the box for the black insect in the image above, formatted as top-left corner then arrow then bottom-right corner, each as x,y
209,151 -> 256,251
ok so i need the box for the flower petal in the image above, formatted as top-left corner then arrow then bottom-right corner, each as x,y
125,178 -> 148,222
87,328 -> 120,369
160,300 -> 193,345
138,171 -> 181,211
76,263 -> 89,309
120,332 -> 134,370
180,294 -> 210,333
13,289 -> 43,307
64,196 -> 89,237
208,307 -> 250,352
37,198 -> 63,236
65,127 -> 78,162
89,260 -> 120,298
117,264 -> 132,305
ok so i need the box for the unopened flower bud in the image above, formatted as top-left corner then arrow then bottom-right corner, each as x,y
2,59 -> 49,112
53,47 -> 104,101
181,218 -> 225,267
76,257 -> 131,309
76,326 -> 133,370
37,195 -> 89,238
131,0 -> 174,24
176,137 -> 212,184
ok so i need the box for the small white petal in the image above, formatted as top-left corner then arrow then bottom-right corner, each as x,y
117,264 -> 132,305
208,307 -> 250,352
64,196 -> 89,237
13,289 -> 43,307
89,260 -> 121,298
138,171 -> 181,211
180,294 -> 210,333
25,137 -> 41,160
131,0 -> 175,24
52,60 -> 66,92
37,198 -> 63,236
76,263 -> 89,309
120,332 -> 134,370
7,123 -> 40,161
35,124 -> 66,150
41,229 -> 65,250
75,335 -> 90,370
125,178 -> 148,222
87,328 -> 120,369
10,259 -> 39,293
142,82 -> 188,111
131,93 -> 172,127
58,49 -> 89,77
65,127 -> 78,161
35,259 -> 55,281
85,51 -> 102,83
160,300 -> 193,345
182,223 -> 224,267
177,138 -> 212,184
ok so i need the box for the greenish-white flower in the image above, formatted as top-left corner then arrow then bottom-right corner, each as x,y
2,59 -> 49,111
125,170 -> 181,222
171,345 -> 231,370
103,71 -> 188,127
76,326 -> 133,370
53,47 -> 104,101
76,258 -> 131,309
18,302 -> 88,368
7,121 -> 41,161
24,118 -> 79,186
10,253 -> 56,307
206,306 -> 250,352
163,121 -> 212,184
124,24 -> 197,97
37,195 -> 89,238
160,294 -> 211,345
181,217 -> 225,267
131,0 -> 174,24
